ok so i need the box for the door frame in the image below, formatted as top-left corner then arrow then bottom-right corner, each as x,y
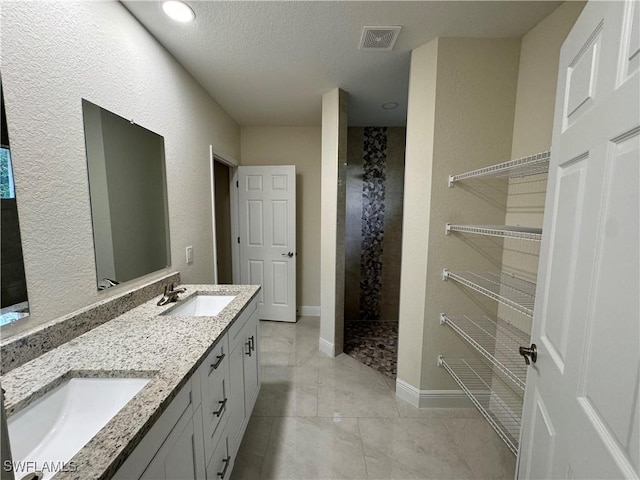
209,145 -> 240,285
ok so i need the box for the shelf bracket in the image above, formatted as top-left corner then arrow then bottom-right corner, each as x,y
439,313 -> 447,325
442,269 -> 450,281
437,355 -> 444,367
445,223 -> 452,235
448,175 -> 455,188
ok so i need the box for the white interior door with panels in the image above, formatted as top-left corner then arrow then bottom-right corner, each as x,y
518,1 -> 639,478
237,166 -> 296,322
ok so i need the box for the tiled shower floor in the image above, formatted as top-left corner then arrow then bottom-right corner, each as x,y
344,321 -> 398,378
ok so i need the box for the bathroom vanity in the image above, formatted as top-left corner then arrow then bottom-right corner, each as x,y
1,284 -> 261,480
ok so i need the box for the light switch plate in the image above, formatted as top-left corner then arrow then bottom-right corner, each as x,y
186,246 -> 193,264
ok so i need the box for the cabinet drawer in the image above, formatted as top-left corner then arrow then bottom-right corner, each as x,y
228,298 -> 257,351
200,335 -> 229,461
202,367 -> 230,462
206,434 -> 232,480
201,334 -> 229,380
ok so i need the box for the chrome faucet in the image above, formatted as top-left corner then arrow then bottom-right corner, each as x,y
157,283 -> 186,306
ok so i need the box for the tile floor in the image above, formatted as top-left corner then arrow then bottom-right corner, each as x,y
231,316 -> 516,480
344,321 -> 398,379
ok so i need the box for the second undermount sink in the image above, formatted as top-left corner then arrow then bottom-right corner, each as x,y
8,377 -> 149,480
162,294 -> 235,317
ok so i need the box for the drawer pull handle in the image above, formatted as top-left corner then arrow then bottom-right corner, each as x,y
245,340 -> 252,356
209,353 -> 226,374
249,335 -> 255,352
214,398 -> 227,417
217,456 -> 231,478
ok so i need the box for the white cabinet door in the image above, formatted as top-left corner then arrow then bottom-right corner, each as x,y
140,406 -> 205,480
518,1 -> 639,478
228,339 -> 247,457
227,309 -> 261,458
242,312 -> 260,416
206,434 -> 232,480
237,166 -> 296,322
114,381 -> 195,480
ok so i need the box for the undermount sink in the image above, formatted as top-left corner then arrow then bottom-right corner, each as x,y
8,377 -> 149,480
162,294 -> 235,317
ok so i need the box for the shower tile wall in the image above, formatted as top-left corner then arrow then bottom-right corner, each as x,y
344,129 -> 364,322
381,128 -> 405,321
359,127 -> 387,319
344,127 -> 406,323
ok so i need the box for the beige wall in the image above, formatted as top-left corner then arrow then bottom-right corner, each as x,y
399,2 -> 584,395
511,2 -> 586,160
500,1 -> 585,330
397,39 -> 439,389
398,37 -> 521,394
1,2 -> 240,338
319,89 -> 348,355
240,127 -> 322,309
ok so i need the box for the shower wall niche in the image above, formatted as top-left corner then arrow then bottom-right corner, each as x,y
343,126 -> 406,377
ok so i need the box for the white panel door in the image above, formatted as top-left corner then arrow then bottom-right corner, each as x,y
238,166 -> 296,322
519,1 -> 639,478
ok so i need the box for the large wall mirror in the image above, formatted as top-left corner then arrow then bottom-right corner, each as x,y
82,100 -> 171,290
1,82 -> 30,326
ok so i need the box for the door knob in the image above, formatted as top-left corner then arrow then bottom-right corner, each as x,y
281,252 -> 294,258
519,343 -> 537,365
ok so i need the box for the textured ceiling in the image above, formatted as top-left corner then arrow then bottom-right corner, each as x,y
122,1 -> 563,127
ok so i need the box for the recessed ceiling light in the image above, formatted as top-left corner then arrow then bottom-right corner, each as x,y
162,1 -> 195,23
381,102 -> 399,110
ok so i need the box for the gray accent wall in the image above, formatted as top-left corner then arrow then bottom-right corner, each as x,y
100,109 -> 169,284
344,127 -> 406,322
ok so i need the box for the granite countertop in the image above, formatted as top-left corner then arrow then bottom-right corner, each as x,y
1,284 -> 261,480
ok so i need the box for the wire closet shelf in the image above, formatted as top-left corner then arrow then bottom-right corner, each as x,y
443,270 -> 536,318
440,313 -> 529,390
438,356 -> 523,455
448,151 -> 551,187
446,224 -> 543,242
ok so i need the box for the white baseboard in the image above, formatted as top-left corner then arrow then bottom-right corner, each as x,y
395,379 -> 472,408
318,337 -> 335,357
298,305 -> 320,317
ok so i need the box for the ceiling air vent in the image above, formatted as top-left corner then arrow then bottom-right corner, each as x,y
359,26 -> 402,51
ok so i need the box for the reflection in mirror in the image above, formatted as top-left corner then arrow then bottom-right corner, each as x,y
1,82 -> 30,326
82,100 -> 171,290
